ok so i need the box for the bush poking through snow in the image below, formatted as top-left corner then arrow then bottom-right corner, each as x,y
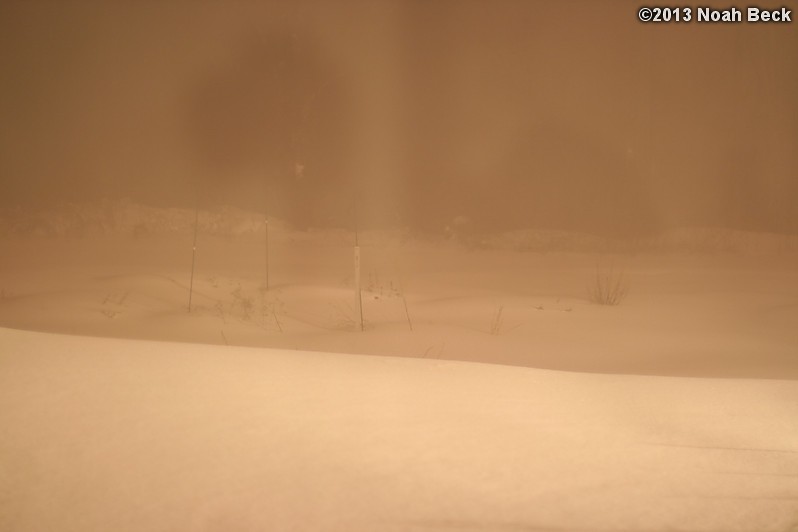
590,262 -> 628,306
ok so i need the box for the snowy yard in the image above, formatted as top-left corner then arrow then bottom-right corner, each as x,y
1,211 -> 797,531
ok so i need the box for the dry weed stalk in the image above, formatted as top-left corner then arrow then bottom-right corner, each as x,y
490,305 -> 504,335
590,261 -> 628,306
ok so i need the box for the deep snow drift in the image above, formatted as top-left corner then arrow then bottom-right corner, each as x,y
2,326 -> 797,532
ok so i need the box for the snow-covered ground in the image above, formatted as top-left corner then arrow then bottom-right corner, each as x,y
0,204 -> 796,377
1,203 -> 797,530
2,327 -> 798,531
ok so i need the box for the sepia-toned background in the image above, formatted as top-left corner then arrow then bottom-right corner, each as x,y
1,0 -> 796,235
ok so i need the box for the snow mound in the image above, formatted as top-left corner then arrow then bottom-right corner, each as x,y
0,201 -> 292,239
1,327 -> 797,532
1,201 -> 797,255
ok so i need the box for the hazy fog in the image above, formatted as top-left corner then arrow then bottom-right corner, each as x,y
1,0 -> 796,235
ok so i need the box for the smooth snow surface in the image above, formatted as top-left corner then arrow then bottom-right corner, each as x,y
2,326 -> 797,532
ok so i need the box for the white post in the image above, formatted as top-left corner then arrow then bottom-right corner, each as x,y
264,217 -> 270,291
354,244 -> 363,331
188,205 -> 200,312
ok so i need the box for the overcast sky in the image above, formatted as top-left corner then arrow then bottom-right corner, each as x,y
1,1 -> 795,234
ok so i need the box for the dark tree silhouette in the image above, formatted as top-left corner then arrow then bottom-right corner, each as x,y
186,31 -> 351,225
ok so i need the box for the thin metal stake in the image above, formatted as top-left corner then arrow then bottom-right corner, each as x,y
353,198 -> 364,331
354,244 -> 363,331
188,205 -> 199,312
265,217 -> 270,291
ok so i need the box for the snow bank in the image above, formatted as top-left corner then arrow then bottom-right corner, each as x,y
0,202 -> 289,239
2,327 -> 797,531
2,201 -> 797,255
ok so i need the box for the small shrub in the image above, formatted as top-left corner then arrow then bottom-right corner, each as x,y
590,262 -> 628,306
